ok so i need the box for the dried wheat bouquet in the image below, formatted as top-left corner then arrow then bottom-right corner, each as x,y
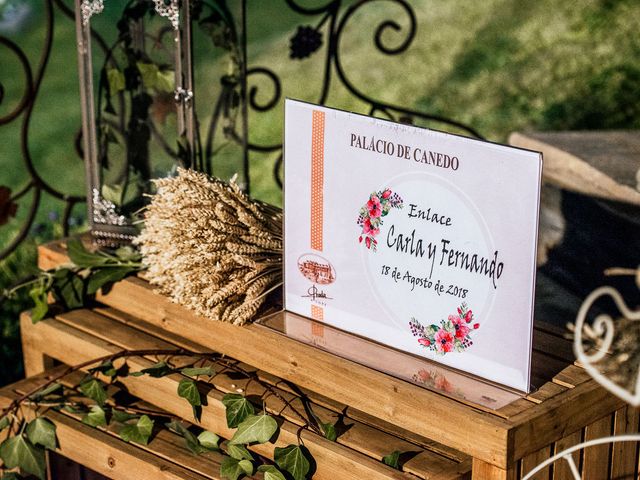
135,168 -> 283,325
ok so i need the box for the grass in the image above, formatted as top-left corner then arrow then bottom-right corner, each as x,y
0,0 -> 639,385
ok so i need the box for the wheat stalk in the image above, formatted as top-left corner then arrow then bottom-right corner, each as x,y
135,168 -> 282,325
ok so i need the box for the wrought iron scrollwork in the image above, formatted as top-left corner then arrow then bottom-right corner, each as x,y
0,0 -> 483,258
246,0 -> 484,189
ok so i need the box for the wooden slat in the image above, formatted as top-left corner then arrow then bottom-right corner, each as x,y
552,365 -> 592,389
526,382 -> 568,405
582,415 -> 612,479
508,381 -> 623,464
520,446 -> 552,480
532,330 -> 575,364
18,313 -> 445,480
470,459 -> 517,480
100,305 -> 469,465
610,406 -> 639,480
497,398 -> 538,419
0,376 -> 214,480
33,273 -> 511,468
552,430 -> 582,480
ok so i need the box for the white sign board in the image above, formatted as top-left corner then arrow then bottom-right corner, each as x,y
284,99 -> 542,392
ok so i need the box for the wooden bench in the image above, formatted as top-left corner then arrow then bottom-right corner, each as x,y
15,240 -> 638,479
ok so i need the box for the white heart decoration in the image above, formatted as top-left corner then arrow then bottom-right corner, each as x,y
574,286 -> 640,406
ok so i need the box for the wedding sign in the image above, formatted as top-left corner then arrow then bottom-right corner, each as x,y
283,99 -> 542,392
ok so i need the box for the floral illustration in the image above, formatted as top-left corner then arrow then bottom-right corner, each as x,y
357,188 -> 403,251
409,302 -> 479,355
412,369 -> 466,399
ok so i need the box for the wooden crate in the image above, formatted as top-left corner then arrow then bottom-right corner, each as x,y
28,240 -> 639,479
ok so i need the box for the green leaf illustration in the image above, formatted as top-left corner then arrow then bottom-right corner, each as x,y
220,457 -> 253,480
177,378 -> 201,407
25,418 -> 57,450
119,415 -> 154,445
258,465 -> 287,480
229,414 -> 278,445
274,444 -> 310,480
222,393 -> 254,428
79,378 -> 108,406
0,435 -> 46,480
82,405 -> 107,428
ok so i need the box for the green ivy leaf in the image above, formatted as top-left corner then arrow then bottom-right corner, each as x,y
134,361 -> 174,378
82,406 -> 107,428
382,450 -> 401,469
29,286 -> 49,323
79,378 -> 108,406
137,62 -> 160,89
114,246 -> 140,262
1,472 -> 24,480
111,411 -> 138,424
29,382 -> 62,401
321,422 -> 337,442
87,267 -> 135,295
89,360 -> 117,378
0,416 -> 9,431
226,443 -> 253,461
119,415 -> 154,445
177,378 -> 201,407
274,444 -> 310,480
180,366 -> 215,377
220,457 -> 253,480
155,69 -> 175,93
66,239 -> 110,269
25,418 -> 57,450
0,435 -> 46,480
106,68 -> 125,96
258,465 -> 287,480
197,430 -> 220,451
222,393 -> 255,428
51,268 -> 84,310
165,421 -> 204,455
229,414 -> 278,445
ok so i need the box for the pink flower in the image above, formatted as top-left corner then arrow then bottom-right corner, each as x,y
434,329 -> 454,353
418,338 -> 431,347
465,310 -> 473,323
457,307 -> 463,315
435,375 -> 454,393
417,369 -> 431,382
381,189 -> 392,199
362,218 -> 379,236
473,323 -> 480,330
365,237 -> 372,249
367,196 -> 382,218
449,315 -> 470,339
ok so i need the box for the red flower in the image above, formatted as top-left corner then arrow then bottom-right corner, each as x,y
473,323 -> 480,330
449,315 -> 470,339
464,310 -> 473,323
365,237 -> 372,249
418,338 -> 431,347
381,189 -> 392,199
367,195 -> 382,218
416,369 -> 431,382
0,186 -> 18,226
362,217 -> 379,236
434,328 -> 454,353
457,307 -> 462,315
